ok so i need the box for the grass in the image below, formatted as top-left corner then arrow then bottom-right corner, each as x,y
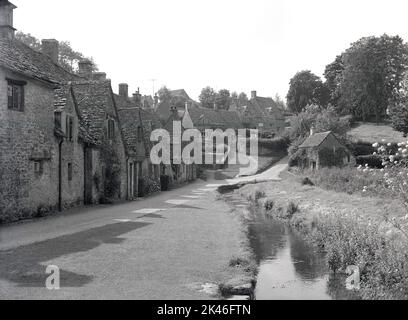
238,171 -> 408,299
348,122 -> 405,144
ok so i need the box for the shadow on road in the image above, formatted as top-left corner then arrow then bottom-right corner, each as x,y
0,221 -> 151,288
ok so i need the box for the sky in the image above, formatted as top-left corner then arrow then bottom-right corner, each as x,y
11,0 -> 408,101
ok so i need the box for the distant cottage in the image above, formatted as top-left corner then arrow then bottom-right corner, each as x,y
298,129 -> 355,170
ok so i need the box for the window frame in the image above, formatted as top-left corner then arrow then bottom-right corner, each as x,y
107,118 -> 115,140
6,78 -> 27,112
68,163 -> 73,181
66,115 -> 74,142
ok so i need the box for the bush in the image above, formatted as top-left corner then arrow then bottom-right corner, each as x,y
258,136 -> 290,153
306,167 -> 385,196
350,141 -> 375,156
356,155 -> 383,168
301,177 -> 315,186
263,198 -> 275,211
160,175 -> 170,191
254,190 -> 266,202
286,202 -> 299,218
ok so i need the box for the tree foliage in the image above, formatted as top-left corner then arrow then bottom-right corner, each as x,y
286,70 -> 330,113
199,86 -> 217,109
326,35 -> 408,122
389,72 -> 408,135
15,31 -> 97,73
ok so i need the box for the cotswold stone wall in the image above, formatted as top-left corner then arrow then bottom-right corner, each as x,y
0,68 -> 58,222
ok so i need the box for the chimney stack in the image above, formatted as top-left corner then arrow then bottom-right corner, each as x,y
119,83 -> 129,99
0,1 -> 16,40
170,106 -> 178,117
251,91 -> 257,99
41,39 -> 59,64
92,72 -> 107,81
78,59 -> 93,79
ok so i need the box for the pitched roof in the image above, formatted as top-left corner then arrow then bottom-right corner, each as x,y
70,80 -> 116,145
169,89 -> 191,101
115,94 -> 162,158
0,38 -> 81,84
299,131 -> 334,148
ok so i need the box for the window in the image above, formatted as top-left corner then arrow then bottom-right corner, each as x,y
66,115 -> 74,141
107,119 -> 115,140
68,163 -> 73,181
137,126 -> 143,142
7,79 -> 26,111
34,161 -> 43,176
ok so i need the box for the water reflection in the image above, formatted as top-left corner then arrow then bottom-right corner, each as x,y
225,192 -> 359,300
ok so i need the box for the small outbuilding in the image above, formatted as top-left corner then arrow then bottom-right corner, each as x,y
298,130 -> 355,170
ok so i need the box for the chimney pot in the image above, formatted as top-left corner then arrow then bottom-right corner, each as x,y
0,1 -> 17,39
119,83 -> 129,99
78,59 -> 93,79
41,39 -> 59,64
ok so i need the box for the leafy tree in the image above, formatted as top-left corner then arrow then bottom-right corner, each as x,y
390,73 -> 408,136
337,35 -> 408,123
324,55 -> 344,107
158,86 -> 171,103
286,70 -> 329,113
15,32 -> 41,50
15,31 -> 97,73
199,87 -> 217,108
274,94 -> 286,110
215,89 -> 231,110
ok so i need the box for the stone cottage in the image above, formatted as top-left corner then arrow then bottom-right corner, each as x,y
115,86 -> 162,199
232,91 -> 286,137
0,1 -> 92,222
298,130 -> 355,170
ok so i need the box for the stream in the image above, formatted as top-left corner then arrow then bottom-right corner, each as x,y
222,191 -> 359,300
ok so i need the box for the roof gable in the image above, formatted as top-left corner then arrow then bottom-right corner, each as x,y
0,38 -> 81,84
299,131 -> 335,148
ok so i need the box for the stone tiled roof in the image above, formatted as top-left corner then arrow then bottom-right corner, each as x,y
70,80 -> 116,146
299,131 -> 333,148
0,38 -> 81,84
53,84 -> 95,144
115,94 -> 162,158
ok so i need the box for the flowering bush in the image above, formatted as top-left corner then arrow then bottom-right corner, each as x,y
358,139 -> 408,238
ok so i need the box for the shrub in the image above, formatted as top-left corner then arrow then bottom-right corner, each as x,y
263,198 -> 275,212
306,167 -> 385,196
356,155 -> 384,168
258,136 -> 290,153
160,175 -> 170,191
301,177 -> 315,186
254,190 -> 266,202
286,202 -> 299,218
350,141 -> 375,156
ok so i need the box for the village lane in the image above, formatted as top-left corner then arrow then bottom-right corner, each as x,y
0,178 -> 247,300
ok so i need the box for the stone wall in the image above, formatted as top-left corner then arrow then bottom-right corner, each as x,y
0,69 -> 58,222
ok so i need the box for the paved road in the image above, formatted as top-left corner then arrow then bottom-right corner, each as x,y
226,157 -> 288,185
0,179 -> 248,300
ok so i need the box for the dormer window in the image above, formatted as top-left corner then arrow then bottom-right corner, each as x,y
7,78 -> 26,112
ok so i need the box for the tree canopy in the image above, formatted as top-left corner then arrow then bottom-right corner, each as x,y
15,31 -> 98,74
286,70 -> 329,113
325,34 -> 408,123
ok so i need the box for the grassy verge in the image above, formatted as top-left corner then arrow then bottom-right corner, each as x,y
238,171 -> 408,300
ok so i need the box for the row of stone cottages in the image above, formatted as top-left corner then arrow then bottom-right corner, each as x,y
0,2 -> 195,223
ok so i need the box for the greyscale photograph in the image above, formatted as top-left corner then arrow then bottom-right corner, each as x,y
0,0 -> 408,302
